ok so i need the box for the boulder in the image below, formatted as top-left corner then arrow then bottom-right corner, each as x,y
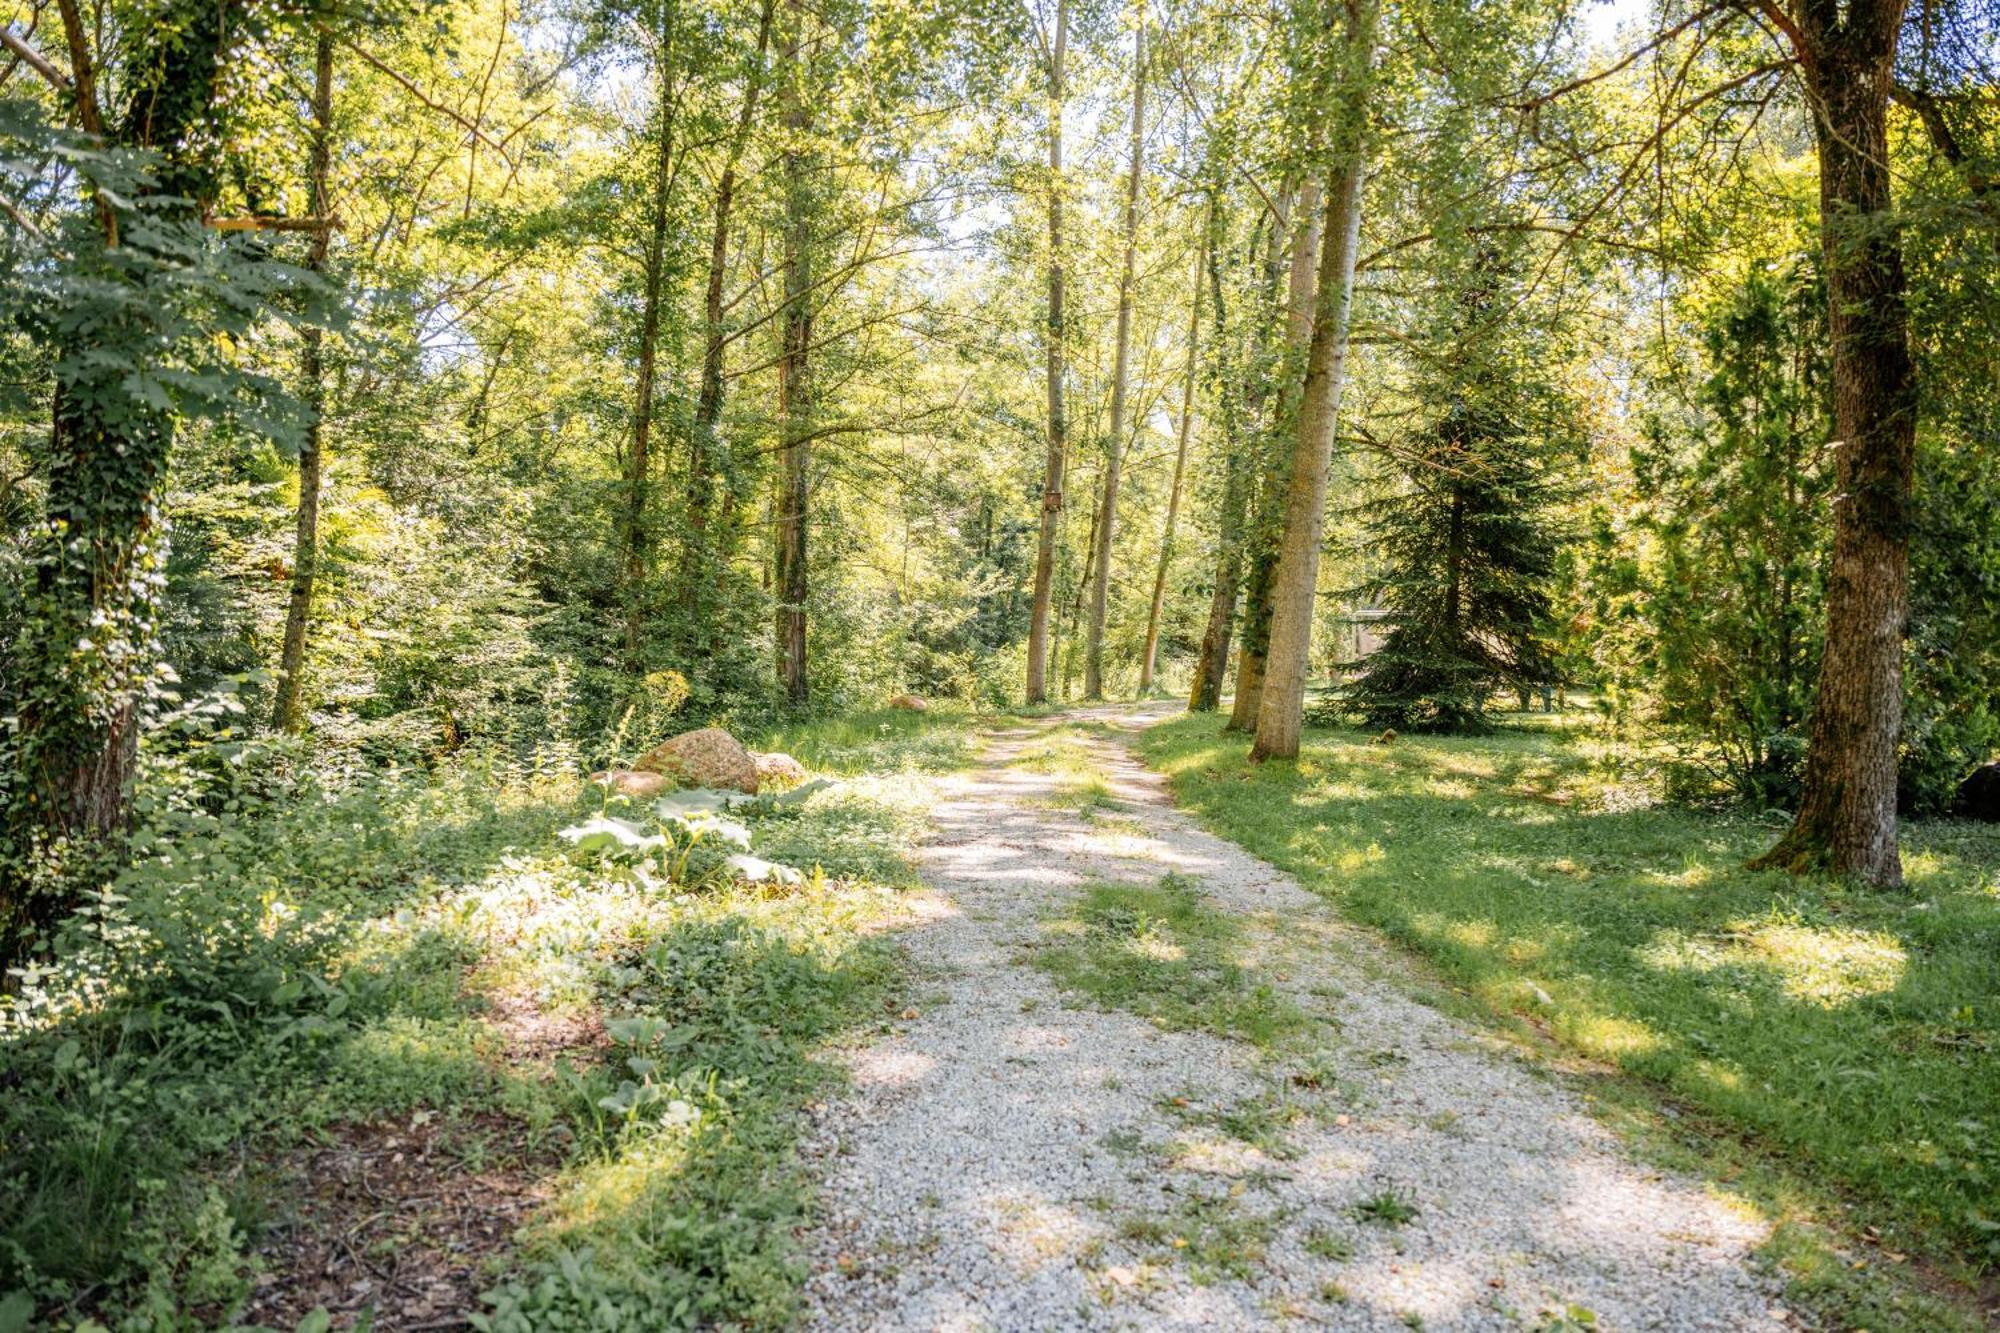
1952,762 -> 2000,822
752,751 -> 809,791
591,769 -> 672,799
887,693 -> 929,713
635,726 -> 759,794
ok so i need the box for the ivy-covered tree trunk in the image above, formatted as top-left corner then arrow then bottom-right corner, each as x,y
1083,21 -> 1144,701
272,28 -> 337,733
1753,0 -> 1915,887
4,0 -> 237,964
1025,0 -> 1067,706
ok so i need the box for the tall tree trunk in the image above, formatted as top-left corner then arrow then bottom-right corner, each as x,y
1250,0 -> 1377,762
1228,175 -> 1321,732
679,0 -> 774,635
1140,227 -> 1204,693
1188,216 -> 1244,712
1025,0 -> 1068,705
1063,467 -> 1103,697
272,27 -> 336,733
1752,1 -> 1914,887
773,0 -> 814,705
1083,21 -> 1145,700
623,13 -> 680,669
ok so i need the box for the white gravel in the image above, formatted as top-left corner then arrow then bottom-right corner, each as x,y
799,706 -> 1791,1331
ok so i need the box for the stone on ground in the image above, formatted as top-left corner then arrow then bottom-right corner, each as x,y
635,726 -> 759,793
887,694 -> 929,712
753,750 -> 810,791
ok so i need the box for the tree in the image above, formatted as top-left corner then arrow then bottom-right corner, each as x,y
1025,0 -> 1069,705
1,0 -> 326,964
1634,260 -> 1832,803
1747,0 -> 1918,886
1249,0 -> 1377,762
1139,225 -> 1204,693
1345,265 -> 1578,733
272,23 -> 339,732
1082,18 -> 1145,700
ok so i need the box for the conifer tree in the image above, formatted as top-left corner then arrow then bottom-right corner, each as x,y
1346,265 -> 1577,733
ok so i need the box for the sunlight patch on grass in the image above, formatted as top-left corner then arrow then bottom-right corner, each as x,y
1136,710 -> 2000,1324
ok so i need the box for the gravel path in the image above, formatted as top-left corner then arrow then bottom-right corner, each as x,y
799,706 -> 1790,1331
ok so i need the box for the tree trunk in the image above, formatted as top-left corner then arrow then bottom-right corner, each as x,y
272,26 -> 336,733
1140,227 -> 1204,693
1025,0 -> 1068,705
678,0 -> 774,638
1064,467 -> 1103,697
1250,0 -> 1377,762
5,0 -> 233,967
773,0 -> 813,706
1752,2 -> 1913,887
1083,21 -> 1145,700
1228,175 -> 1322,733
623,14 -> 680,669
1189,217 -> 1244,712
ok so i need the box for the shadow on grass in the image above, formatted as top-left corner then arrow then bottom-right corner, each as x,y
1138,713 -> 2000,1285
482,913 -> 898,1330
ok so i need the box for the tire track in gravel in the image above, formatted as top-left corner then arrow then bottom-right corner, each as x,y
799,705 -> 1791,1332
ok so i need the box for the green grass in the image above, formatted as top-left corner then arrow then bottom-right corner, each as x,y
1117,1191 -> 1278,1284
1031,876 -> 1310,1049
0,712 -> 951,1329
1139,711 -> 2000,1321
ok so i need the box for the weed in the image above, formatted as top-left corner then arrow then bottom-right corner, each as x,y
1031,876 -> 1309,1049
1352,1189 -> 1420,1227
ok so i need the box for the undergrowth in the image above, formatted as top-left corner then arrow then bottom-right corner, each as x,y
0,708 -> 961,1330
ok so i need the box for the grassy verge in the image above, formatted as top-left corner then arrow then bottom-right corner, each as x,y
1137,710 -> 2000,1328
0,709 -> 964,1330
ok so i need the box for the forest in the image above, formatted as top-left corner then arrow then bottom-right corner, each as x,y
0,0 -> 1996,1327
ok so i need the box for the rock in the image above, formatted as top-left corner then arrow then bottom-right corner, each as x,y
590,769 -> 671,798
1952,762 -> 2000,821
753,751 -> 809,791
634,726 -> 759,794
887,694 -> 929,713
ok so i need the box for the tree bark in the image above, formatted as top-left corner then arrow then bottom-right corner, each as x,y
1025,0 -> 1068,705
1083,21 -> 1145,700
6,0 -> 236,966
1228,175 -> 1321,732
1250,0 -> 1377,761
1751,0 -> 1914,887
1140,226 -> 1204,693
774,0 -> 814,705
678,0 -> 774,636
272,26 -> 336,733
1189,215 -> 1244,712
622,7 -> 680,669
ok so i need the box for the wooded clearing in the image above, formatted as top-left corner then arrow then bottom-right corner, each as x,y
0,0 -> 1996,1328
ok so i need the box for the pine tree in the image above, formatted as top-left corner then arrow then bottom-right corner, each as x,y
1345,274 -> 1577,733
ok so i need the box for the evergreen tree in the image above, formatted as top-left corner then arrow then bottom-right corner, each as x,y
1345,268 -> 1577,733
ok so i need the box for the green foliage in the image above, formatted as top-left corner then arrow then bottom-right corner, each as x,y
0,705 -> 932,1327
1140,713 -> 2000,1301
1627,259 -> 1832,807
1343,253 -> 1580,734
